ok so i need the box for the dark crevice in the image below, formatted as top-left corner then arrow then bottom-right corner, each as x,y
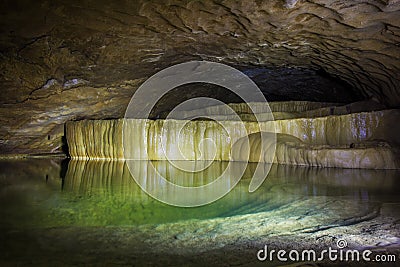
301,205 -> 381,234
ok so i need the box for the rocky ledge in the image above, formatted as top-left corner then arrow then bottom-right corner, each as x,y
0,0 -> 399,155
65,101 -> 400,169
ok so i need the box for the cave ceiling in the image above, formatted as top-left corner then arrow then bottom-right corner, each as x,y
0,0 -> 399,154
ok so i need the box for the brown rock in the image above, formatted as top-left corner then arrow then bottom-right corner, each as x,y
0,0 -> 399,154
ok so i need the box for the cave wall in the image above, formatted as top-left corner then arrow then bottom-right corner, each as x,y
0,0 -> 399,154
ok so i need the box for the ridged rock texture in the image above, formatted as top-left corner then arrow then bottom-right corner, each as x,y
232,132 -> 399,169
0,0 -> 399,155
66,102 -> 400,169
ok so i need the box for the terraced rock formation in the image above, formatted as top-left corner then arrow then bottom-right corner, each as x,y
1,0 -> 399,155
66,101 -> 400,169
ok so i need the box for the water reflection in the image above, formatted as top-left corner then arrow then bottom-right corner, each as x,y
0,159 -> 399,229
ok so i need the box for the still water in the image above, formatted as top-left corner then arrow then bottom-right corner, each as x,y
1,159 -> 400,266
1,159 -> 399,229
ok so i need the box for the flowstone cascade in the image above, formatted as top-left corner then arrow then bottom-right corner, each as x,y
66,101 -> 400,169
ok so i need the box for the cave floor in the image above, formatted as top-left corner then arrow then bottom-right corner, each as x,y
0,159 -> 399,266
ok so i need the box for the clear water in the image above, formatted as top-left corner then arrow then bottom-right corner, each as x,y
1,159 -> 400,266
0,159 -> 399,230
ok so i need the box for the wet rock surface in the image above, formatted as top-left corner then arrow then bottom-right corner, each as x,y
65,103 -> 400,169
1,0 -> 399,154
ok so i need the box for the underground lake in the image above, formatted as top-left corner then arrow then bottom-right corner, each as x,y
1,0 -> 400,266
1,159 -> 400,266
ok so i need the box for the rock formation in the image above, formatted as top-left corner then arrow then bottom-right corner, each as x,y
1,0 -> 399,155
65,102 -> 400,169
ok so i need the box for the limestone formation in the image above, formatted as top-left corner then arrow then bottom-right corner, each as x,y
232,132 -> 399,169
165,100 -> 387,121
0,0 -> 399,155
65,107 -> 400,169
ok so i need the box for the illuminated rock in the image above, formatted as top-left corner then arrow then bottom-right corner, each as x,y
232,132 -> 399,169
1,0 -> 400,155
66,109 -> 400,169
177,100 -> 385,121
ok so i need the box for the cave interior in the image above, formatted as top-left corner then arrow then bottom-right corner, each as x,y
0,0 -> 400,266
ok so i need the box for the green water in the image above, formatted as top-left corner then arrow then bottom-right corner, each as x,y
1,159 -> 400,266
0,159 -> 399,229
